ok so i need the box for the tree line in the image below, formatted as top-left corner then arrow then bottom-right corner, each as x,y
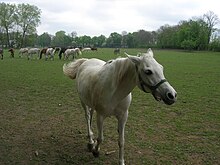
1,2 -> 220,51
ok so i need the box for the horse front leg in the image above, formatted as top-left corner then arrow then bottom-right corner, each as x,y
45,54 -> 48,61
117,110 -> 128,165
27,53 -> 30,60
92,113 -> 104,157
51,54 -> 54,60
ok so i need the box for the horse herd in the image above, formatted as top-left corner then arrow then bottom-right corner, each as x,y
0,46 -> 98,60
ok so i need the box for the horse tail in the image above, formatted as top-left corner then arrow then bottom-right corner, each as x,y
63,58 -> 88,79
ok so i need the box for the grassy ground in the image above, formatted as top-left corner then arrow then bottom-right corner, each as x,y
0,49 -> 219,165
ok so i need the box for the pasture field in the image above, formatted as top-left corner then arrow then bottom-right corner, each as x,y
0,48 -> 220,165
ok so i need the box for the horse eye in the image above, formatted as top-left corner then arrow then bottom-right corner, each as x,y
145,69 -> 153,75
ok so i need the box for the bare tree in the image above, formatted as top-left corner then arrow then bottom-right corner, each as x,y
203,11 -> 219,44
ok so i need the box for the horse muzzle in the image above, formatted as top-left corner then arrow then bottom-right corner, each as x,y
153,86 -> 177,105
163,90 -> 177,105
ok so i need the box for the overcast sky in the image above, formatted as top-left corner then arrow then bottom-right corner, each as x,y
2,0 -> 220,37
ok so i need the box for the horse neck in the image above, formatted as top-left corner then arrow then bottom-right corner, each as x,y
111,58 -> 137,99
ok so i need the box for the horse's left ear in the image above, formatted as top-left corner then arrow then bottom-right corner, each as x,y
147,48 -> 154,57
125,52 -> 141,65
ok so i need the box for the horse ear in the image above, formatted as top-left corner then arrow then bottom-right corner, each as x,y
147,48 -> 154,57
125,52 -> 141,65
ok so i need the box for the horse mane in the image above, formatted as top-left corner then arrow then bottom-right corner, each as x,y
63,58 -> 88,79
109,57 -> 136,86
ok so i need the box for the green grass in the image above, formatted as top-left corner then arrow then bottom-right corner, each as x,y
0,49 -> 220,164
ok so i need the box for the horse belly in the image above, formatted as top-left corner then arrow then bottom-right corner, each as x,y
77,78 -> 114,116
78,82 -> 131,117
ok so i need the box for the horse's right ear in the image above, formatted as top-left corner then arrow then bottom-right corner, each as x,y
125,52 -> 141,65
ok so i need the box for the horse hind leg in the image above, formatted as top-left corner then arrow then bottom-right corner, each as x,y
86,108 -> 95,151
92,113 -> 104,157
81,102 -> 95,151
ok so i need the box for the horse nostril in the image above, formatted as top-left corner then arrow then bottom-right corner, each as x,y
166,92 -> 175,100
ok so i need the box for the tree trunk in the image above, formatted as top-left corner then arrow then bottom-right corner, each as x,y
21,31 -> 26,48
5,27 -> 10,48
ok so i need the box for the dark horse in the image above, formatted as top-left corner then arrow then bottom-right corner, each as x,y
58,47 -> 68,60
91,47 -> 98,51
0,48 -> 3,60
8,48 -> 14,58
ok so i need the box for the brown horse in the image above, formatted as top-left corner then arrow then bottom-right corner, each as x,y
8,48 -> 14,58
40,48 -> 48,59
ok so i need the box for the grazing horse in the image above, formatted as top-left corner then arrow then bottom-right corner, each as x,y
114,48 -> 120,55
54,47 -> 61,54
28,48 -> 40,60
0,48 -> 3,60
82,47 -> 91,52
45,48 -> 54,60
58,47 -> 67,60
39,48 -> 48,59
91,47 -> 98,51
64,48 -> 82,60
19,48 -> 28,58
8,48 -> 14,58
63,49 -> 177,165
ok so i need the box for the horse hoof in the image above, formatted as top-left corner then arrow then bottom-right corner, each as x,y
87,143 -> 93,152
92,150 -> 100,157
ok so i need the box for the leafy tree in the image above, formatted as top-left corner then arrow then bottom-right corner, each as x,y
106,32 -> 122,47
134,30 -> 157,48
51,30 -> 71,47
96,35 -> 106,47
0,2 -> 16,47
178,19 -> 209,50
209,38 -> 220,51
24,33 -> 38,47
181,40 -> 196,51
16,3 -> 41,47
157,24 -> 179,48
91,35 -> 106,47
125,32 -> 136,48
80,35 -> 92,46
37,32 -> 51,47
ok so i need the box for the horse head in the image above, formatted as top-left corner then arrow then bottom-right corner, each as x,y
126,48 -> 177,105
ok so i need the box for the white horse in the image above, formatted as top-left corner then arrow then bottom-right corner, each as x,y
63,49 -> 177,165
82,47 -> 91,52
27,48 -> 40,60
19,48 -> 28,58
45,48 -> 54,60
64,48 -> 82,60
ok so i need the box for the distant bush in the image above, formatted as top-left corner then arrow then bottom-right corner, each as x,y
209,39 -> 220,51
